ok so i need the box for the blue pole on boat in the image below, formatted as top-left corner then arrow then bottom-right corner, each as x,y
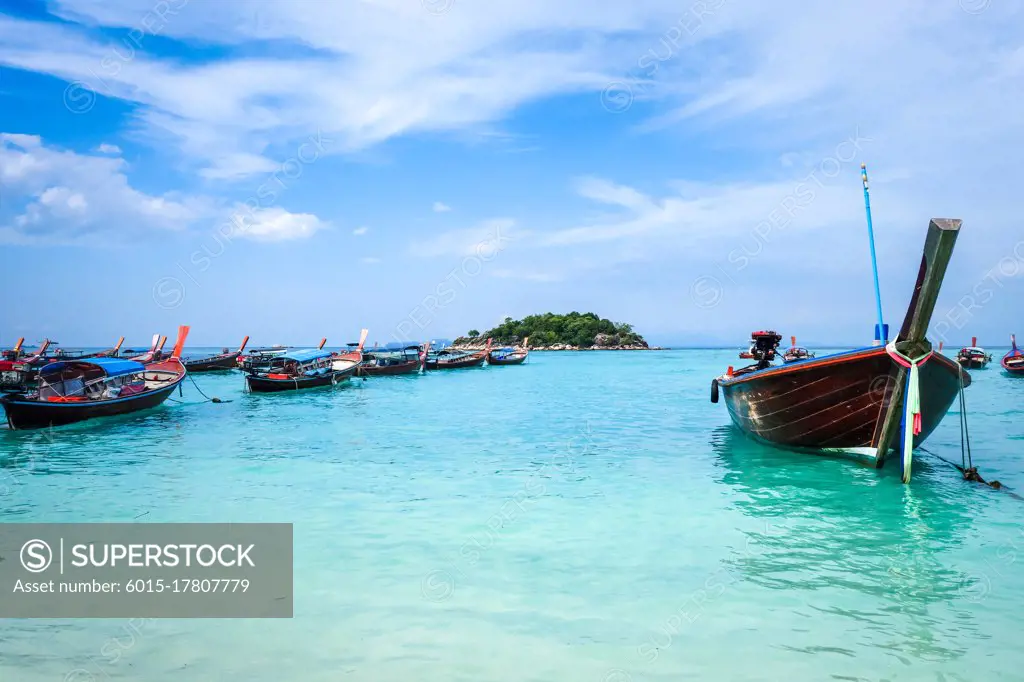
861,163 -> 886,344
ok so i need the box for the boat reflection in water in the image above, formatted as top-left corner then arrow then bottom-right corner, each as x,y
707,425 -> 995,668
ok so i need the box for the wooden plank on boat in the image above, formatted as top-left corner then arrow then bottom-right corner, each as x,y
873,218 -> 962,470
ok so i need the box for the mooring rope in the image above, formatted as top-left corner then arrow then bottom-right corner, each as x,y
957,364 -> 974,471
913,363 -> 1006,492
166,373 -> 230,405
920,447 -> 1011,495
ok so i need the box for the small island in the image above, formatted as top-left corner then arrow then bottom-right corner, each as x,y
451,312 -> 661,350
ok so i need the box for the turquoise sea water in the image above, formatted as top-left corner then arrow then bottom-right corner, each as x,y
2,349 -> 1024,681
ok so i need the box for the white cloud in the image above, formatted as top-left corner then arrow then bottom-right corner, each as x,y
360,256 -> 381,264
237,206 -> 327,242
410,218 -> 516,258
199,153 -> 279,180
491,268 -> 563,282
432,201 -> 452,213
352,226 -> 368,236
542,172 -> 862,249
0,132 -> 209,243
94,143 -> 121,154
0,1 -> 653,179
1,0 -> 1019,214
0,133 -> 332,246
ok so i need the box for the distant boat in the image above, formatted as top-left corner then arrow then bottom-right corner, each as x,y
738,332 -> 774,361
1,337 -> 30,391
358,342 -> 428,376
240,342 -> 308,372
92,336 -> 126,358
184,336 -> 249,372
332,329 -> 369,367
711,218 -> 968,482
1002,334 -> 1024,375
426,338 -> 491,370
119,334 -> 168,363
782,335 -> 815,364
1,339 -> 53,392
244,343 -> 358,393
956,337 -> 992,369
1,326 -> 190,430
488,337 -> 529,366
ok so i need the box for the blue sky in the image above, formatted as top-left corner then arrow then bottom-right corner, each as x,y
1,0 -> 1023,349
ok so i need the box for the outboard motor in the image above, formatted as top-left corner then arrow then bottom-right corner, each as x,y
750,330 -> 783,369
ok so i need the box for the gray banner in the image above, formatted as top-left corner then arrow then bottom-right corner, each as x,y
0,523 -> 292,618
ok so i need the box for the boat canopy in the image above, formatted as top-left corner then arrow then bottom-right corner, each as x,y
38,357 -> 145,378
279,348 -> 333,363
372,342 -> 419,349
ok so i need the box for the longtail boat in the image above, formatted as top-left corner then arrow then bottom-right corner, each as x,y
1,339 -> 53,392
956,337 -> 992,369
1,337 -> 25,362
426,338 -> 491,369
330,330 -> 368,377
1,338 -> 28,391
782,336 -> 815,363
1,326 -> 190,430
120,334 -> 164,362
333,329 -> 369,365
358,342 -> 428,376
240,343 -> 304,372
92,336 -> 125,358
184,336 -> 249,372
51,336 -> 127,361
244,346 -> 356,392
711,218 -> 967,483
1002,335 -> 1024,375
488,337 -> 529,365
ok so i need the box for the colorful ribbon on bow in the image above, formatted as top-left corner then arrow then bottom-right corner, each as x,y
885,341 -> 934,483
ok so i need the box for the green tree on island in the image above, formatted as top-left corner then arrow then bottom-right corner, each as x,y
459,312 -> 647,348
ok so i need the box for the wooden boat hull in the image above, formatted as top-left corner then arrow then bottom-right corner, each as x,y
1,376 -> 183,430
357,360 -> 421,376
957,357 -> 989,370
1002,335 -> 1024,374
716,347 -> 967,463
488,353 -> 527,365
245,365 -> 356,392
1002,358 -> 1024,375
425,352 -> 487,370
184,353 -> 241,372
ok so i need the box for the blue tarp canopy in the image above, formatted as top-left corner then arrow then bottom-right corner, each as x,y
39,357 -> 145,378
279,348 -> 333,363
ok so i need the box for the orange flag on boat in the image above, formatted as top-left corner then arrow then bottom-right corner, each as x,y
171,326 -> 190,359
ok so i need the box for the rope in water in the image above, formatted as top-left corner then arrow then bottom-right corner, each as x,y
921,447 -> 1010,494
188,372 -> 229,403
915,364 -> 1005,491
957,364 -> 974,472
166,373 -> 230,405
